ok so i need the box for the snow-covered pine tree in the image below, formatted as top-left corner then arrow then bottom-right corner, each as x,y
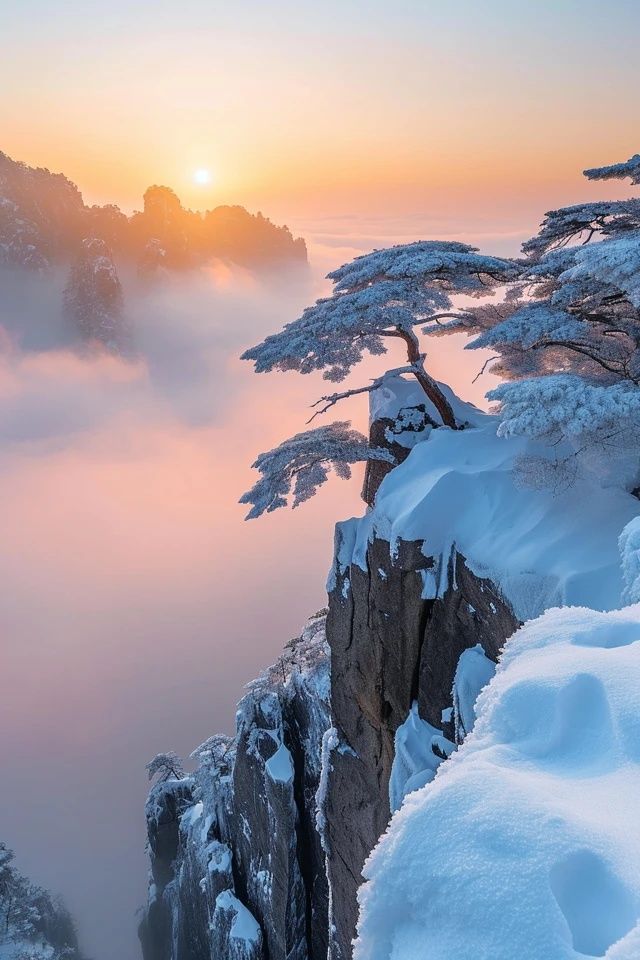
243,241 -> 514,430
456,153 -> 640,466
240,243 -> 514,514
0,843 -> 81,960
63,237 -> 127,351
145,751 -> 186,784
242,151 -> 640,513
240,422 -> 394,518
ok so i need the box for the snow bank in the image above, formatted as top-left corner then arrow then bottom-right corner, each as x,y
620,517 -> 640,605
338,414 -> 638,620
214,891 -> 261,943
354,604 -> 640,960
388,703 -> 454,813
265,742 -> 294,784
452,643 -> 495,742
369,375 -> 485,436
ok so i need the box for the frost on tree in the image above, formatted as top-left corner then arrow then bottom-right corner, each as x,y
0,842 -> 80,960
584,152 -> 640,186
240,422 -> 394,519
63,237 -> 128,351
146,751 -> 186,783
452,150 -> 640,476
242,150 -> 640,512
240,242 -> 514,515
242,240 -> 514,430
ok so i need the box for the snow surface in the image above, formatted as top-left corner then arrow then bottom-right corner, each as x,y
452,643 -> 495,743
355,604 -> 640,960
214,891 -> 261,943
265,742 -> 294,784
369,374 -> 484,433
388,703 -> 454,813
334,415 -> 639,620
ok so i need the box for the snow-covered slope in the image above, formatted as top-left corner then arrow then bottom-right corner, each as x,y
355,604 -> 640,960
337,408 -> 639,621
325,380 -> 640,958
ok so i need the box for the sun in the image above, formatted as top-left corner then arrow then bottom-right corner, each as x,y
193,167 -> 212,186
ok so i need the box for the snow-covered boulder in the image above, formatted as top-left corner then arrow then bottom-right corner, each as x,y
355,604 -> 640,960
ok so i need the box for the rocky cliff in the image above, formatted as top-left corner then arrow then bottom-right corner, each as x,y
322,537 -> 518,958
139,528 -> 520,960
140,613 -> 331,960
139,382 -> 635,960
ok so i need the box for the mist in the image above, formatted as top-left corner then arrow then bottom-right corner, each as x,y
0,222 -> 515,960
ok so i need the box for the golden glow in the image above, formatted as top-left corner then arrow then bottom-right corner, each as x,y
2,3 -> 638,225
193,167 -> 212,186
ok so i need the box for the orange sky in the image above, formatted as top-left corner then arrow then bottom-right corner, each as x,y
2,0 -> 638,226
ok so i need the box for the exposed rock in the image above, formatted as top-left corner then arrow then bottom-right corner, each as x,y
323,536 -> 519,958
139,541 -> 519,960
140,779 -> 195,960
139,612 -> 330,960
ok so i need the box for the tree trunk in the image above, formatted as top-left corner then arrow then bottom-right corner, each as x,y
387,328 -> 458,428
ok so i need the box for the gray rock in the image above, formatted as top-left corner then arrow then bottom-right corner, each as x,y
139,535 -> 519,960
139,613 -> 330,960
324,537 -> 519,958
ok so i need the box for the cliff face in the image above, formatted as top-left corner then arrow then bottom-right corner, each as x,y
140,385 -> 635,960
323,538 -> 518,958
139,540 -> 519,960
140,614 -> 330,960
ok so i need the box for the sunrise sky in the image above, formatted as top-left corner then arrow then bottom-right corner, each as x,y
3,0 -> 639,223
2,4 -> 640,960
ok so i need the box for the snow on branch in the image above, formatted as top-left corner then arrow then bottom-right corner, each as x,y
307,366 -> 420,422
584,153 -> 640,185
239,422 -> 395,519
522,200 -> 640,258
242,242 -> 515,385
146,751 -> 186,783
327,240 -> 515,292
469,303 -> 588,351
241,279 -> 448,382
562,232 -> 640,310
489,374 -> 640,443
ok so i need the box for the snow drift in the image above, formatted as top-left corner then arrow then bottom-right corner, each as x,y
354,604 -> 640,960
336,389 -> 639,621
